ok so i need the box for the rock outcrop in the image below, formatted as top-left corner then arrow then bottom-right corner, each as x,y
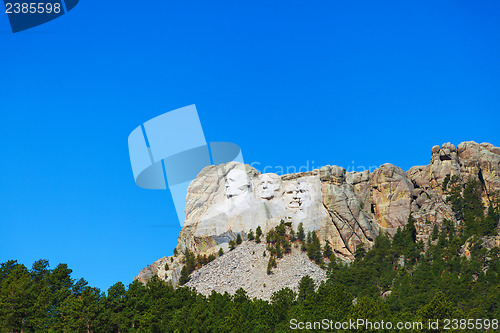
408,141 -> 500,242
136,141 -> 500,296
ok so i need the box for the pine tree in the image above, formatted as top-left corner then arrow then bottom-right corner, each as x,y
266,230 -> 275,244
417,291 -> 454,321
307,232 -> 322,264
445,174 -> 465,221
306,231 -> 312,244
323,242 -> 333,258
406,213 -> 417,243
229,240 -> 235,250
276,244 -> 283,258
483,204 -> 499,236
463,177 -> 484,235
184,249 -> 196,272
283,239 -> 291,254
354,244 -> 366,261
218,248 -> 224,256
276,221 -> 286,236
298,275 -> 315,301
392,226 -> 405,253
267,257 -> 277,275
431,224 -> 439,241
179,266 -> 190,285
248,229 -> 255,241
236,233 -> 242,245
256,226 -> 262,237
442,174 -> 451,192
297,222 -> 305,241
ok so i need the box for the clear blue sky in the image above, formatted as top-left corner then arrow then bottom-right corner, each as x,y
1,0 -> 499,292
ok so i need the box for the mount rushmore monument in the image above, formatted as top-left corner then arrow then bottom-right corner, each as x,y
177,162 -> 358,260
137,141 -> 500,287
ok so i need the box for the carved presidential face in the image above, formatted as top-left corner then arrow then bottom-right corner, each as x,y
283,182 -> 301,209
297,182 -> 313,208
256,174 -> 281,200
225,169 -> 251,198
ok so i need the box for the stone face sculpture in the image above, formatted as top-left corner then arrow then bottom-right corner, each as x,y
297,181 -> 314,208
256,173 -> 281,200
225,169 -> 252,198
191,166 -> 260,237
282,181 -> 301,210
280,179 -> 317,212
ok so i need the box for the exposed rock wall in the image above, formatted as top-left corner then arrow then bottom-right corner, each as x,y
370,164 -> 414,236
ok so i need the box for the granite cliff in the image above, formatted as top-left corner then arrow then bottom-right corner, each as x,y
136,141 -> 500,296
